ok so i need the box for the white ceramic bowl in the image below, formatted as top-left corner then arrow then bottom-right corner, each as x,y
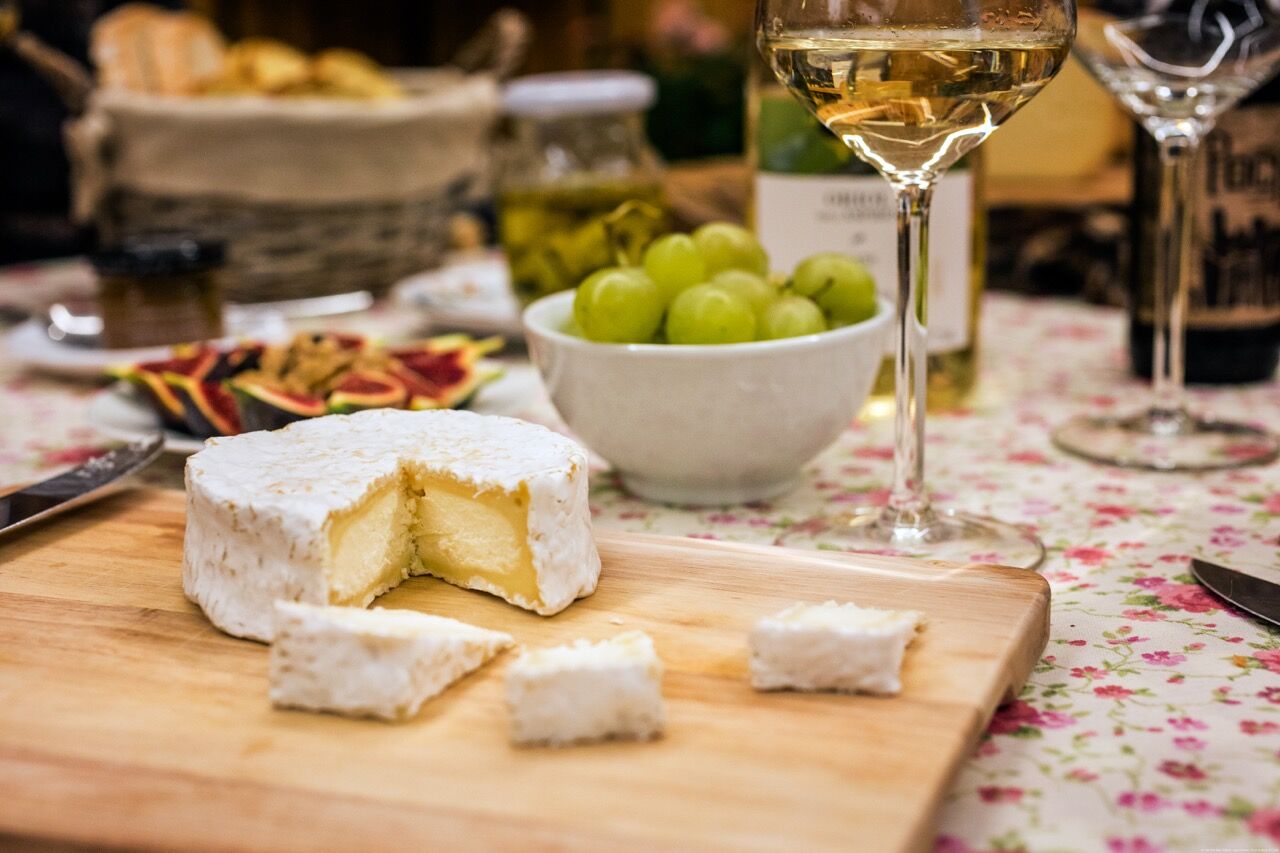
523,290 -> 893,505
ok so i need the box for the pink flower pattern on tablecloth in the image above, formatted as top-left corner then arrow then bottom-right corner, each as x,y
3,290 -> 1279,851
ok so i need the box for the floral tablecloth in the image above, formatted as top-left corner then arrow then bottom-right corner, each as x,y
2,285 -> 1278,852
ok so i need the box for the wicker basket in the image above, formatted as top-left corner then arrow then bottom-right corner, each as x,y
103,183 -> 470,304
12,10 -> 529,305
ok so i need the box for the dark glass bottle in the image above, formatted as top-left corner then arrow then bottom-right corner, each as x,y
1129,75 -> 1280,384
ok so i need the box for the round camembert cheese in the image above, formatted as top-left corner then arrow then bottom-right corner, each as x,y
184,409 -> 601,641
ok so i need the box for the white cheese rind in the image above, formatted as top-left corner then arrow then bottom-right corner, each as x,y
749,601 -> 922,696
183,409 -> 601,641
269,602 -> 513,721
505,631 -> 664,746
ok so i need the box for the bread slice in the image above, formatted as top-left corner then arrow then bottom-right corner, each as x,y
90,4 -> 227,95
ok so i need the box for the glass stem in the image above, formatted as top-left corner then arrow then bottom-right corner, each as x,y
886,181 -> 934,527
1149,130 -> 1199,431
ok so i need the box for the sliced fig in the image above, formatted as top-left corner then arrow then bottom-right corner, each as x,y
385,362 -> 440,408
165,374 -> 242,437
388,352 -> 500,410
390,335 -> 502,401
230,378 -> 326,432
208,342 -> 265,381
326,370 -> 407,414
390,334 -> 503,361
448,363 -> 504,410
397,348 -> 467,387
108,345 -> 218,429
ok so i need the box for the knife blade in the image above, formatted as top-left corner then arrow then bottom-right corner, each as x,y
1191,558 -> 1280,628
0,434 -> 164,538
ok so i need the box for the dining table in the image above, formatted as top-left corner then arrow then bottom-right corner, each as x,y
2,259 -> 1278,853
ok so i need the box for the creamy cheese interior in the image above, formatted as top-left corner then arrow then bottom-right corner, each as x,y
410,471 -> 540,605
324,467 -> 541,609
326,479 -> 413,607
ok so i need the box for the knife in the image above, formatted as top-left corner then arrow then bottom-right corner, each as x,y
1191,558 -> 1280,628
0,434 -> 164,538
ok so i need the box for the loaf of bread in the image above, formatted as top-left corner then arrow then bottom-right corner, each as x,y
90,3 -> 226,96
90,3 -> 402,100
215,38 -> 311,94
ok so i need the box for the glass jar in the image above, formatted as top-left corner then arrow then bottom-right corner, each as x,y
497,71 -> 667,305
93,234 -> 226,349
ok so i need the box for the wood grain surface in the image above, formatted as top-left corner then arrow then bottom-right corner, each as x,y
0,488 -> 1049,852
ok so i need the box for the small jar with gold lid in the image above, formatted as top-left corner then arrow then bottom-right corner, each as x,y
93,234 -> 226,349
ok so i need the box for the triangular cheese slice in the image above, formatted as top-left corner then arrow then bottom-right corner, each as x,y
269,602 -> 514,721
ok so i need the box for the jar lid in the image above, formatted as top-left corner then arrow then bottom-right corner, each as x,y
92,234 -> 226,277
503,71 -> 657,118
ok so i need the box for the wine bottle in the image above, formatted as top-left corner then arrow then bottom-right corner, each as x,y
1129,75 -> 1280,384
746,53 -> 985,411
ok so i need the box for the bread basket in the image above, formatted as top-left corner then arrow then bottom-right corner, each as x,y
8,9 -> 529,305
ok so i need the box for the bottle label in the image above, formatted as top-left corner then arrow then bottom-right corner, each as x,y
754,170 -> 973,354
1136,104 -> 1280,328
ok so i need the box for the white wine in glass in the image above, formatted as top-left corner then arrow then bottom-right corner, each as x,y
758,3 -> 1074,568
1054,0 -> 1280,470
766,33 -> 1070,178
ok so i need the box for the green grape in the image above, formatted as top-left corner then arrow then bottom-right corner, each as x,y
692,222 -> 769,277
758,295 -> 828,340
573,267 -> 665,343
666,283 -> 757,345
710,270 -> 779,317
642,234 -> 707,303
791,253 -> 877,326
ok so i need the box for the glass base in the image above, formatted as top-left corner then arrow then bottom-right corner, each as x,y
1052,410 -> 1279,471
828,506 -> 1045,570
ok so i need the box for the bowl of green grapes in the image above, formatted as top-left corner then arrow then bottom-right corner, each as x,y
523,222 -> 892,505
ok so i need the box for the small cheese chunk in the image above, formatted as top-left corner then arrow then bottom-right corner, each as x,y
505,631 -> 664,746
749,601 -> 922,696
269,602 -> 513,721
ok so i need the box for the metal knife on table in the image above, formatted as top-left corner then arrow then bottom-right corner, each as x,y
1191,558 -> 1280,628
0,434 -> 164,538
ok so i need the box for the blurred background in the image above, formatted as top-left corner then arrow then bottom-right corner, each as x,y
0,0 -> 1273,480
1,0 -> 1132,298
1,0 -> 1275,378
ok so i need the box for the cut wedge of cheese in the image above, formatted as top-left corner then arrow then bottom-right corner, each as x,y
269,602 -> 514,721
184,409 -> 600,641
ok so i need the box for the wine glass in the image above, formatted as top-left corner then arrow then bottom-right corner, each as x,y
1053,0 -> 1280,470
757,0 -> 1074,568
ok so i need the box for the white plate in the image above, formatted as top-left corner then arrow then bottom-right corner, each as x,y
3,310 -> 291,380
393,253 -> 524,338
88,364 -> 541,455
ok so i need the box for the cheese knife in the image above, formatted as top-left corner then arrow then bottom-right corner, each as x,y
0,434 -> 164,538
1191,558 -> 1280,628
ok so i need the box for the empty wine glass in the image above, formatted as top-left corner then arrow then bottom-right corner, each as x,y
1053,0 -> 1280,470
757,0 -> 1075,568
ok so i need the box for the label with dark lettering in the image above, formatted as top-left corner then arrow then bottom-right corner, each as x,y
1135,105 -> 1280,328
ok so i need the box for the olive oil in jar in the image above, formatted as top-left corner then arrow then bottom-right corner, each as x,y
500,181 -> 666,303
499,72 -> 667,305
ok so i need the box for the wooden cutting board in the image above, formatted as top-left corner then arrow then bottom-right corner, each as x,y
0,488 -> 1049,853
